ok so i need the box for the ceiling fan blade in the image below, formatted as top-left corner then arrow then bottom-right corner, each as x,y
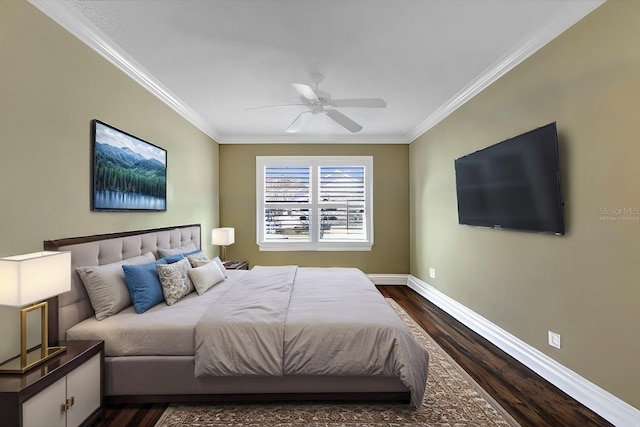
331,98 -> 387,108
286,111 -> 311,133
245,103 -> 305,111
292,83 -> 318,101
326,109 -> 363,133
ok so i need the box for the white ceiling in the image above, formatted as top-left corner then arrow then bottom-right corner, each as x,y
31,0 -> 604,144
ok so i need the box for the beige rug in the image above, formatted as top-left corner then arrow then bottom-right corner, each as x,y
155,299 -> 520,427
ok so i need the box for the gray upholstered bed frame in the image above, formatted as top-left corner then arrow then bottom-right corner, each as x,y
44,224 -> 409,404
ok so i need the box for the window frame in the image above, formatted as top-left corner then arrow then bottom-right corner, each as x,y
256,156 -> 374,251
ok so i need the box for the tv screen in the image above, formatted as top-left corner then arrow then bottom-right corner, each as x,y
454,122 -> 564,235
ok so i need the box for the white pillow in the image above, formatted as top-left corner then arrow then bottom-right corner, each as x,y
213,256 -> 228,277
188,260 -> 226,295
194,256 -> 228,277
76,252 -> 156,320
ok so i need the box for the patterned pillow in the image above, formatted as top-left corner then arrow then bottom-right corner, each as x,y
156,258 -> 193,305
186,251 -> 209,267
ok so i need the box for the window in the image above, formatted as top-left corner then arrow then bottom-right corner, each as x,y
256,156 -> 373,251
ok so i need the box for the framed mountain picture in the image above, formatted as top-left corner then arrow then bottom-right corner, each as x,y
90,119 -> 167,211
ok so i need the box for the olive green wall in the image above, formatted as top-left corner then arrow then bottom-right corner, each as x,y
410,0 -> 639,408
0,1 -> 219,359
4,0 -> 635,412
0,0 -> 219,254
219,144 -> 409,273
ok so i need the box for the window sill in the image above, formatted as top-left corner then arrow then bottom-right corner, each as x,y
258,241 -> 373,252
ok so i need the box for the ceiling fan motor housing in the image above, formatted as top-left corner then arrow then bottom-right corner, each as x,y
303,89 -> 332,114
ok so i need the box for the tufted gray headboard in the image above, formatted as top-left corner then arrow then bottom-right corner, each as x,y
43,224 -> 201,344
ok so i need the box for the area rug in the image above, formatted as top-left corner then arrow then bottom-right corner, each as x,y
154,299 -> 520,427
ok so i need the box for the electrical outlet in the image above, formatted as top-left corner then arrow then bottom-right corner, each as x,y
429,268 -> 436,279
548,331 -> 561,349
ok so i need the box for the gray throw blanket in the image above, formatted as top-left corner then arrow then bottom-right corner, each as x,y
194,266 -> 429,407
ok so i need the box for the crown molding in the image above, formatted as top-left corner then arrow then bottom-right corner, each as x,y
406,0 -> 605,142
29,0 -> 603,145
217,134 -> 410,144
28,0 -> 407,145
27,0 -> 223,143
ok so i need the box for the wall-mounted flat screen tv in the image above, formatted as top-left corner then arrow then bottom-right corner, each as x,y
91,120 -> 167,212
454,122 -> 564,235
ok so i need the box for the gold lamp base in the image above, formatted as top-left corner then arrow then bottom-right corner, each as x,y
0,301 -> 66,374
0,345 -> 66,374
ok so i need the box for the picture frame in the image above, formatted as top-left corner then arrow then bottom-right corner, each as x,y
91,119 -> 167,211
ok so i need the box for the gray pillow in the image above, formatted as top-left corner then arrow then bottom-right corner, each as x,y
157,243 -> 197,258
76,252 -> 156,320
157,258 -> 193,305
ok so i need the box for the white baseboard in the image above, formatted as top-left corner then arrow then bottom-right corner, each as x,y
407,275 -> 640,427
367,274 -> 408,285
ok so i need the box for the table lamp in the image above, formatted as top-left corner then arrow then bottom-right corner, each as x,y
211,227 -> 235,262
0,251 -> 71,374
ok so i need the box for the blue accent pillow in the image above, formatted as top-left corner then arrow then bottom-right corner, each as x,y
123,259 -> 168,313
160,249 -> 202,264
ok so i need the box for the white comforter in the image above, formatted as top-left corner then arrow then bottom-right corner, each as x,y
194,266 -> 429,407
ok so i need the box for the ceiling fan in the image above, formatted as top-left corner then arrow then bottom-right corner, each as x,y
248,73 -> 387,133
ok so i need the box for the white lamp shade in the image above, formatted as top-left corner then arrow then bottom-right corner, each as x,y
0,251 -> 71,307
211,227 -> 235,246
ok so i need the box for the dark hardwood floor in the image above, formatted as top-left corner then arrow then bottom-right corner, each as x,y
378,285 -> 611,427
94,285 -> 612,427
98,402 -> 167,427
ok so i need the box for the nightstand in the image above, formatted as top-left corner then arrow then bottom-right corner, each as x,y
224,261 -> 249,270
0,340 -> 104,427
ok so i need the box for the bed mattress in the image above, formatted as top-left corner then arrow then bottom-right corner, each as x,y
66,270 -> 247,356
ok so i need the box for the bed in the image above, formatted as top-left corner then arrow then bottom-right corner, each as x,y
44,224 -> 429,407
